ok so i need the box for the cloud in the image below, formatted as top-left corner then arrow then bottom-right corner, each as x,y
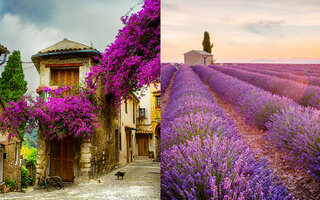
0,13 -> 66,96
0,0 -> 141,96
242,19 -> 285,37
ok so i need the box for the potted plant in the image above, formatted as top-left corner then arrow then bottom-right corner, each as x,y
148,151 -> 154,158
4,178 -> 17,193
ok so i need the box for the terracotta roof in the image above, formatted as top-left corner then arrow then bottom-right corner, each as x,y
184,50 -> 212,56
38,38 -> 96,53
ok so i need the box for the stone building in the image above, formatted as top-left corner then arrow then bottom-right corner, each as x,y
150,83 -> 161,159
136,87 -> 155,158
0,97 -> 22,192
31,38 -> 119,184
118,93 -> 140,166
184,50 -> 214,66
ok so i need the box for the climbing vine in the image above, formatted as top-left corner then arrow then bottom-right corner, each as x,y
85,0 -> 160,109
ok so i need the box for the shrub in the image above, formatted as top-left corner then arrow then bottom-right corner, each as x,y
21,166 -> 32,188
5,178 -> 17,188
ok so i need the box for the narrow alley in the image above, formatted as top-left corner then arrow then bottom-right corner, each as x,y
0,157 -> 160,200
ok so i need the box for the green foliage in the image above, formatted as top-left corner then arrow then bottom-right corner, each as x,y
202,31 -> 213,54
5,178 -> 17,187
26,148 -> 37,167
0,50 -> 27,104
21,166 -> 32,188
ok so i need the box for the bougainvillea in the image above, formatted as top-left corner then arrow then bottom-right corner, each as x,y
0,87 -> 100,140
85,0 -> 160,109
161,64 -> 292,199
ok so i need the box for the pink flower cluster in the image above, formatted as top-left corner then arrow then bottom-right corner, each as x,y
0,87 -> 100,141
85,0 -> 160,109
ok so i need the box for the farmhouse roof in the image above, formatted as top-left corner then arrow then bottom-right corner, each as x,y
184,50 -> 212,56
37,38 -> 97,53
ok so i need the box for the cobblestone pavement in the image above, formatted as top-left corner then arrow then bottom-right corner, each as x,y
0,157 -> 160,200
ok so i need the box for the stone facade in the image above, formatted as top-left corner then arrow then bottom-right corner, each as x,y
0,98 -> 22,192
32,39 -> 119,184
184,50 -> 214,66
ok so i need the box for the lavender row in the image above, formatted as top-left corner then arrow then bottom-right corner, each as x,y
209,65 -> 320,109
161,63 -> 177,95
161,65 -> 292,199
194,65 -> 320,179
221,63 -> 320,77
231,65 -> 320,88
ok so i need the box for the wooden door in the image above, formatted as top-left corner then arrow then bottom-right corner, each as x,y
50,137 -> 75,182
138,135 -> 149,156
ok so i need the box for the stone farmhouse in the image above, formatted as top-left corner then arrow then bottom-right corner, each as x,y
0,96 -> 22,192
184,50 -> 214,66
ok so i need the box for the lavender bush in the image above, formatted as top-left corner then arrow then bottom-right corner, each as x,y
209,65 -> 320,109
161,63 -> 177,94
161,65 -> 292,199
194,65 -> 320,179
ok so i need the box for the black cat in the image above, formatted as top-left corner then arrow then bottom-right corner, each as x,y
115,171 -> 126,179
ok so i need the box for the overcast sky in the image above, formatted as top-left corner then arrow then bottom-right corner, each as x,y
0,0 -> 141,96
162,0 -> 320,63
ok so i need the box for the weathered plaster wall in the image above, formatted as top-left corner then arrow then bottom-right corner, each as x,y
150,83 -> 161,158
119,97 -> 139,167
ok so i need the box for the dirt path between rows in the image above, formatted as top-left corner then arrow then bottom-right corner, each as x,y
161,72 -> 176,110
202,82 -> 320,200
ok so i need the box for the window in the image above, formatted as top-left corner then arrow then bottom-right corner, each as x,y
139,108 -> 146,118
156,96 -> 161,107
50,68 -> 79,87
133,102 -> 135,124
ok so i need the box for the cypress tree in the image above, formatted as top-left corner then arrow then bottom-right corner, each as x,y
0,50 -> 27,104
202,31 -> 213,54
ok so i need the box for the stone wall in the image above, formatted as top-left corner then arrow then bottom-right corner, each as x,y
2,138 -> 21,191
38,55 -> 92,87
89,82 -> 120,179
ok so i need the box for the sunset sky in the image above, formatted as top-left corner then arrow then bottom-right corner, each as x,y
161,0 -> 320,63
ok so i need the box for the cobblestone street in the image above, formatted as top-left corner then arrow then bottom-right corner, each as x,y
0,157 -> 160,200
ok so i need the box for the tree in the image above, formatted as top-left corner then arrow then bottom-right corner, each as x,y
0,50 -> 27,104
202,31 -> 213,54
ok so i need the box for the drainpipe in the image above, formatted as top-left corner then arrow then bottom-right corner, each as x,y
0,51 -> 8,66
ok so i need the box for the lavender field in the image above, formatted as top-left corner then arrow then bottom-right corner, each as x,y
161,63 -> 320,200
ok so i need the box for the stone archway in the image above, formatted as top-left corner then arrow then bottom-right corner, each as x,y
155,123 -> 160,160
